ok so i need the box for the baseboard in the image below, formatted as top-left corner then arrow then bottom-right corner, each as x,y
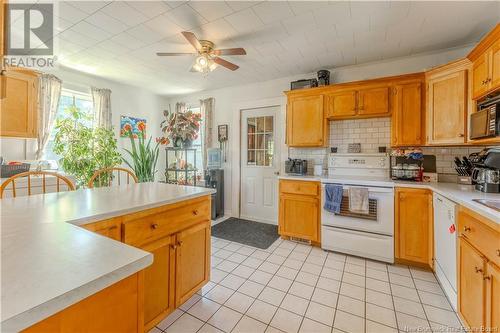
239,214 -> 277,225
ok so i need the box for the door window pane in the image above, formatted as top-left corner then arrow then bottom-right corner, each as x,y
246,115 -> 274,167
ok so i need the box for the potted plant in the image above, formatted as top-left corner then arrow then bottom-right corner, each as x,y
53,105 -> 122,187
122,130 -> 160,183
160,107 -> 201,148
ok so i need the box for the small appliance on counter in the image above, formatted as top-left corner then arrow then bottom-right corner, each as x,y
290,79 -> 318,90
390,149 -> 435,182
285,158 -> 308,175
470,95 -> 500,140
470,147 -> 500,193
317,70 -> 330,86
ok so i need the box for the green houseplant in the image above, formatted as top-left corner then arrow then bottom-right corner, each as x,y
122,131 -> 160,183
53,105 -> 122,187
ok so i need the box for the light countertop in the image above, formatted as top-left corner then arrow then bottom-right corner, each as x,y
1,182 -> 215,332
279,175 -> 500,224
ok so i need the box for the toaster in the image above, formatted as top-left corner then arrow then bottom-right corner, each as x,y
285,159 -> 308,175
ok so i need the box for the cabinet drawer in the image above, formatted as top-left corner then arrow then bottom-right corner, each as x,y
83,218 -> 122,241
280,180 -> 319,196
459,208 -> 500,267
123,197 -> 211,246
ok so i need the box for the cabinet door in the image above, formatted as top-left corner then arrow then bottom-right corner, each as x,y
485,262 -> 499,331
279,193 -> 319,242
395,188 -> 432,265
426,71 -> 466,144
325,91 -> 357,118
358,86 -> 389,116
490,41 -> 500,92
175,221 -> 210,306
472,53 -> 490,99
458,238 -> 486,329
287,95 -> 325,146
391,83 -> 423,147
0,69 -> 38,138
141,236 -> 176,329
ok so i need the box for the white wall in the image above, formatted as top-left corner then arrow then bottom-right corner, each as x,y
165,45 -> 473,219
1,67 -> 168,179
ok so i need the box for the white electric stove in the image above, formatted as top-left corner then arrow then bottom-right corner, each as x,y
321,153 -> 395,263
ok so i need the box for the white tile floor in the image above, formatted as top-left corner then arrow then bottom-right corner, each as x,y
151,237 -> 462,333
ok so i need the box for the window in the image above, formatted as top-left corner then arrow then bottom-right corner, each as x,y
247,116 -> 274,166
189,107 -> 204,176
43,89 -> 93,160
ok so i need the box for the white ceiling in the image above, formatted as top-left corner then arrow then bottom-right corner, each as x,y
14,1 -> 500,96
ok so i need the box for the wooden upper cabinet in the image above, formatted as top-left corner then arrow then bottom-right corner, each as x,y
490,39 -> 500,92
1,69 -> 39,138
286,94 -> 326,147
358,86 -> 390,116
325,91 -> 357,118
395,188 -> 432,266
391,82 -> 423,147
426,60 -> 468,145
459,237 -> 487,330
468,24 -> 500,99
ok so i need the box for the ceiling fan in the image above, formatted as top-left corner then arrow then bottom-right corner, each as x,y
157,31 -> 246,73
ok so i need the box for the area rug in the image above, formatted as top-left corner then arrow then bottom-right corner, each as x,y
211,217 -> 279,249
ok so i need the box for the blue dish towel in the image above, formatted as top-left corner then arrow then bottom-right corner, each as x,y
324,184 -> 343,214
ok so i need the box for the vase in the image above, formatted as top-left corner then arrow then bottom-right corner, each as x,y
182,139 -> 193,148
173,137 -> 183,148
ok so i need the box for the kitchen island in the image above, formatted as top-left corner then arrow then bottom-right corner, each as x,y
1,182 -> 215,332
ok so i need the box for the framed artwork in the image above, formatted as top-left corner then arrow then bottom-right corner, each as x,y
218,124 -> 228,142
120,116 -> 146,138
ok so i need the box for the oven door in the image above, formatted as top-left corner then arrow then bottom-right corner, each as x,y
321,184 -> 394,236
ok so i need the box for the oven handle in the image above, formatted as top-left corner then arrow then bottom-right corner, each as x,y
321,184 -> 394,194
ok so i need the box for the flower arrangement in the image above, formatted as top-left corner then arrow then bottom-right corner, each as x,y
160,107 -> 202,148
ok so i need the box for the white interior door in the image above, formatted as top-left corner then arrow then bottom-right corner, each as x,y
240,106 -> 280,224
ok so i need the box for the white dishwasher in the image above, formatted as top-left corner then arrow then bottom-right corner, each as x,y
433,193 -> 458,311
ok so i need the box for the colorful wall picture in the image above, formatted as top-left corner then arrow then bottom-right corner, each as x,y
120,116 -> 146,138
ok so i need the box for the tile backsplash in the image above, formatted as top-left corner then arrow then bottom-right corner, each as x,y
288,117 -> 485,181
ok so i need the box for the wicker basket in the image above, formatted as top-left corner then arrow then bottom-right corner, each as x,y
1,163 -> 30,178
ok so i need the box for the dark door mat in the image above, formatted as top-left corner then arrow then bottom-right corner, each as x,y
211,218 -> 279,250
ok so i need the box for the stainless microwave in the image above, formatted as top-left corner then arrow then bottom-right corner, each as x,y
470,100 -> 499,140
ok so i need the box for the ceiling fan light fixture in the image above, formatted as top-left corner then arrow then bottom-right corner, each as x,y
193,54 -> 216,73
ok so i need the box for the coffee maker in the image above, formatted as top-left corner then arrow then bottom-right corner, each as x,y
470,147 -> 500,193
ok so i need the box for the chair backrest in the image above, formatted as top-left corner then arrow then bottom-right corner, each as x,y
88,167 -> 138,188
0,171 -> 76,199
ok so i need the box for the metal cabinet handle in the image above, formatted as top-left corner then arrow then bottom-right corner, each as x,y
193,210 -> 199,216
108,225 -> 118,230
496,249 -> 500,257
458,133 -> 464,137
475,267 -> 483,273
484,276 -> 491,281
151,223 -> 159,230
170,244 -> 177,250
177,240 -> 183,247
463,226 -> 471,232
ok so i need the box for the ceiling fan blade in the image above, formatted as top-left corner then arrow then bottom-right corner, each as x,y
157,52 -> 196,56
213,48 -> 247,56
213,57 -> 239,71
181,31 -> 202,51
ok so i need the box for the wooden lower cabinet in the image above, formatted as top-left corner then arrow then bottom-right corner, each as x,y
485,261 -> 499,330
394,188 -> 432,267
141,236 -> 176,327
82,196 -> 212,332
458,206 -> 500,332
458,237 -> 487,329
278,180 -> 320,243
175,221 -> 211,306
23,272 -> 144,333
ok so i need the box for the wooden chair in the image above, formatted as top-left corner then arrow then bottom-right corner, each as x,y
0,171 -> 75,199
88,167 -> 138,188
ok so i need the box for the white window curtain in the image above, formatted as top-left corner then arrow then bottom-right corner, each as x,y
36,74 -> 62,159
91,87 -> 112,129
200,98 -> 214,169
